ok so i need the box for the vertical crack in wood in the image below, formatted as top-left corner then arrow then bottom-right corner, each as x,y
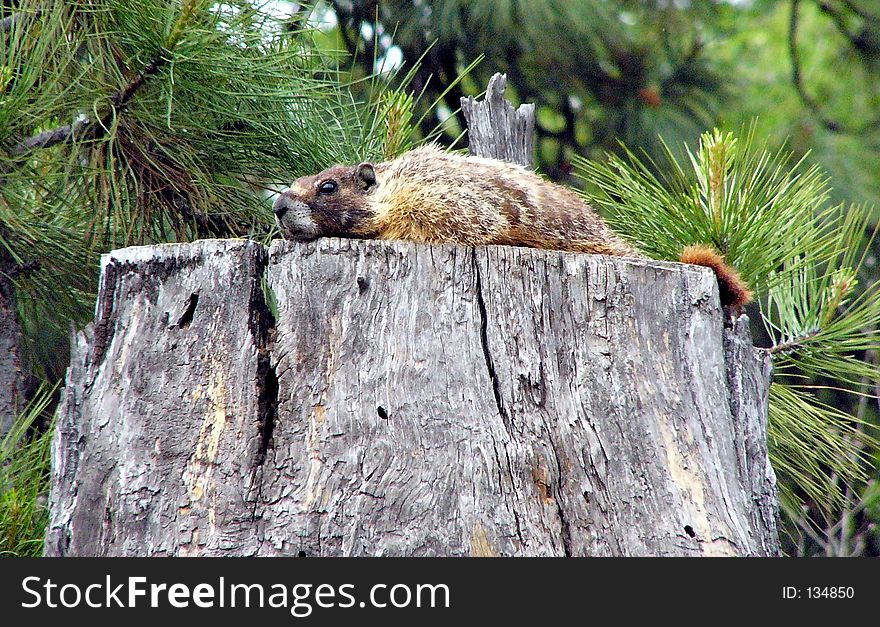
471,250 -> 512,435
90,261 -> 120,373
540,416 -> 574,557
722,314 -> 780,555
248,248 -> 278,522
253,354 -> 278,469
555,502 -> 574,557
472,248 -> 572,555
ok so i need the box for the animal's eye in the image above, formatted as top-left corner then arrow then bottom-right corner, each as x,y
318,180 -> 338,195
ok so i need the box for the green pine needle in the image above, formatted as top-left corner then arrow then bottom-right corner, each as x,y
2,0 -> 449,385
769,384 -> 876,521
0,384 -> 55,557
575,125 -> 880,523
574,125 -> 840,297
764,204 -> 880,390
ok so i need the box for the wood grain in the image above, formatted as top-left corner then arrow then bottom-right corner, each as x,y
46,238 -> 779,556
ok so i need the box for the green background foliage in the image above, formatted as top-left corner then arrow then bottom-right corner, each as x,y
2,0 -> 878,556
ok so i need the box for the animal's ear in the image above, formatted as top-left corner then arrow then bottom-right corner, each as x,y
356,163 -> 376,191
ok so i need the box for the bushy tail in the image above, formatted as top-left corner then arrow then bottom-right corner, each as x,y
679,244 -> 752,309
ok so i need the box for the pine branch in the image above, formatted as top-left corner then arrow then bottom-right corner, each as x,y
839,0 -> 875,20
0,0 -> 50,34
7,0 -> 199,160
789,0 -> 880,135
330,0 -> 360,58
1,5 -> 51,41
816,0 -> 860,42
766,328 -> 821,356
9,55 -> 168,158
8,118 -> 89,156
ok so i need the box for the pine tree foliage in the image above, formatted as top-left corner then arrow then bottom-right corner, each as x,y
332,0 -> 726,172
1,0 -> 408,381
4,0 -> 879,555
1,1 -> 437,553
576,128 -> 848,293
764,205 -> 879,388
0,384 -> 55,557
575,128 -> 880,527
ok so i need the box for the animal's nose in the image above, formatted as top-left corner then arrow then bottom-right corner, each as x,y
273,192 -> 292,219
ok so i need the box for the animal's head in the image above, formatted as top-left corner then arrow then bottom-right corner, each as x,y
273,162 -> 379,241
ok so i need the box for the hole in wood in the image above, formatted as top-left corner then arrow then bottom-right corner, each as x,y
684,525 -> 696,538
175,292 -> 199,328
357,275 -> 369,293
297,550 -> 307,557
377,406 -> 388,420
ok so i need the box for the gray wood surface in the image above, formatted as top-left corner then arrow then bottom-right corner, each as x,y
46,238 -> 779,556
461,73 -> 535,167
0,253 -> 24,438
45,240 -> 271,556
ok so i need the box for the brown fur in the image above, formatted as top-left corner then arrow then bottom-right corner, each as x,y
680,245 -> 752,309
274,145 -> 751,308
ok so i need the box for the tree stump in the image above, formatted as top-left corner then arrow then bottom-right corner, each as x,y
45,72 -> 778,556
46,237 -> 778,556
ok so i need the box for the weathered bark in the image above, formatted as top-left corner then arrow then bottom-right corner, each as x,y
47,237 -> 779,556
723,316 -> 778,554
461,73 -> 535,167
0,246 -> 25,437
46,240 -> 271,556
